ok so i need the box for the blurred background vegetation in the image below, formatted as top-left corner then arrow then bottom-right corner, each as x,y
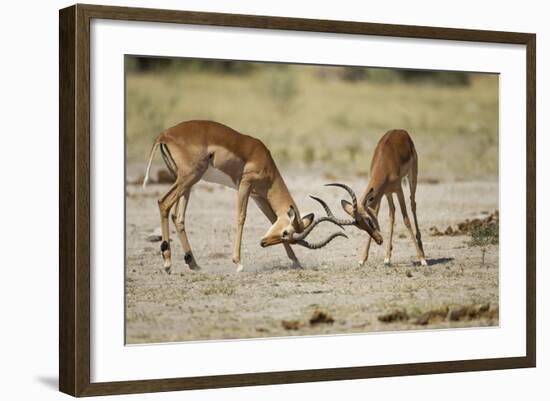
126,56 -> 498,180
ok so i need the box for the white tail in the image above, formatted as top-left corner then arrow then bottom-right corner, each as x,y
148,120 -> 345,273
142,142 -> 160,188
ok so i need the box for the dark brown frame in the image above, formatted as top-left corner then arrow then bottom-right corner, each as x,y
59,3 -> 536,397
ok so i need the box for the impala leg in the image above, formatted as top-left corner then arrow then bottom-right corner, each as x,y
157,182 -> 184,274
171,189 -> 200,270
358,201 -> 381,267
283,242 -> 301,268
396,186 -> 427,266
233,179 -> 253,272
384,193 -> 396,266
253,197 -> 301,268
158,174 -> 200,273
408,166 -> 426,260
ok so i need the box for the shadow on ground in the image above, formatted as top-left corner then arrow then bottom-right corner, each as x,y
427,257 -> 455,266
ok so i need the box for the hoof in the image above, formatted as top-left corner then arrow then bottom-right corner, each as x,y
420,259 -> 428,266
357,260 -> 365,267
291,260 -> 303,269
164,266 -> 172,274
236,263 -> 244,272
188,261 -> 201,271
383,258 -> 391,266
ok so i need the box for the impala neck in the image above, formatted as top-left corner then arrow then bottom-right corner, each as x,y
267,172 -> 302,225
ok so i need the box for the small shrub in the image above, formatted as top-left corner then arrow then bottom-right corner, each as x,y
468,223 -> 498,265
469,224 -> 499,247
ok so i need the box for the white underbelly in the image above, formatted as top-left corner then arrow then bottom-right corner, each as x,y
201,165 -> 237,189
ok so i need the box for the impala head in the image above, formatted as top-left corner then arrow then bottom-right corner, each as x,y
320,183 -> 383,245
341,200 -> 383,245
260,206 -> 312,247
260,205 -> 347,249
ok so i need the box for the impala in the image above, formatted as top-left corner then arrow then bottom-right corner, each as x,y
312,129 -> 427,266
142,120 -> 346,273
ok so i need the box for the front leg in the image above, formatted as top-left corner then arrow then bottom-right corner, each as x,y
358,201 -> 381,266
384,193 -> 396,266
283,244 -> 302,269
396,186 -> 427,266
233,179 -> 252,272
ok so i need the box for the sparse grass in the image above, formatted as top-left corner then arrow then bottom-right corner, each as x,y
126,64 -> 498,180
202,283 -> 236,296
185,273 -> 211,283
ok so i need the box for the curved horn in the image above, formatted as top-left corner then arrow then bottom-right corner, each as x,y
292,214 -> 344,241
291,195 -> 351,242
325,183 -> 358,212
365,206 -> 380,230
295,232 -> 348,250
366,206 -> 376,220
309,195 -> 355,226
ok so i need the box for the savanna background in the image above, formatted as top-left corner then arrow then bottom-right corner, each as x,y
125,56 -> 499,344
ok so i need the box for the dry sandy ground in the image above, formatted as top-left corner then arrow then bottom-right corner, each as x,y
125,166 -> 499,344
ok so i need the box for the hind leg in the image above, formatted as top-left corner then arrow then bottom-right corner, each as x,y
171,189 -> 201,270
396,186 -> 427,266
254,197 -> 301,268
408,158 -> 427,264
158,173 -> 200,273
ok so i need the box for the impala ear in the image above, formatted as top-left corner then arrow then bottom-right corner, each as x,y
287,205 -> 297,223
301,213 -> 315,229
341,200 -> 354,216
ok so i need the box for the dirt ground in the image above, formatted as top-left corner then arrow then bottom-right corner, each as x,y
125,165 -> 499,344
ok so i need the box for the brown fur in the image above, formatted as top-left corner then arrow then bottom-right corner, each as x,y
146,120 -> 312,272
347,129 -> 427,266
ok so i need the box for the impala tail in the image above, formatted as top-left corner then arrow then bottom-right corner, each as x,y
142,139 -> 177,188
142,141 -> 160,188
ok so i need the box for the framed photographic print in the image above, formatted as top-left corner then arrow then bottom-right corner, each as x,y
59,3 -> 536,397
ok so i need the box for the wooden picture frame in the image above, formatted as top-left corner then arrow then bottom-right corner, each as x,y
59,3 -> 536,397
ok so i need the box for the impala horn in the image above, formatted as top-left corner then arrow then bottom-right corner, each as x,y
309,195 -> 356,226
289,197 -> 349,249
291,208 -> 345,242
325,183 -> 361,222
295,232 -> 348,249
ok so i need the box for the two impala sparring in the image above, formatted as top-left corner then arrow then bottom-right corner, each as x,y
311,129 -> 428,267
143,120 -> 347,273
